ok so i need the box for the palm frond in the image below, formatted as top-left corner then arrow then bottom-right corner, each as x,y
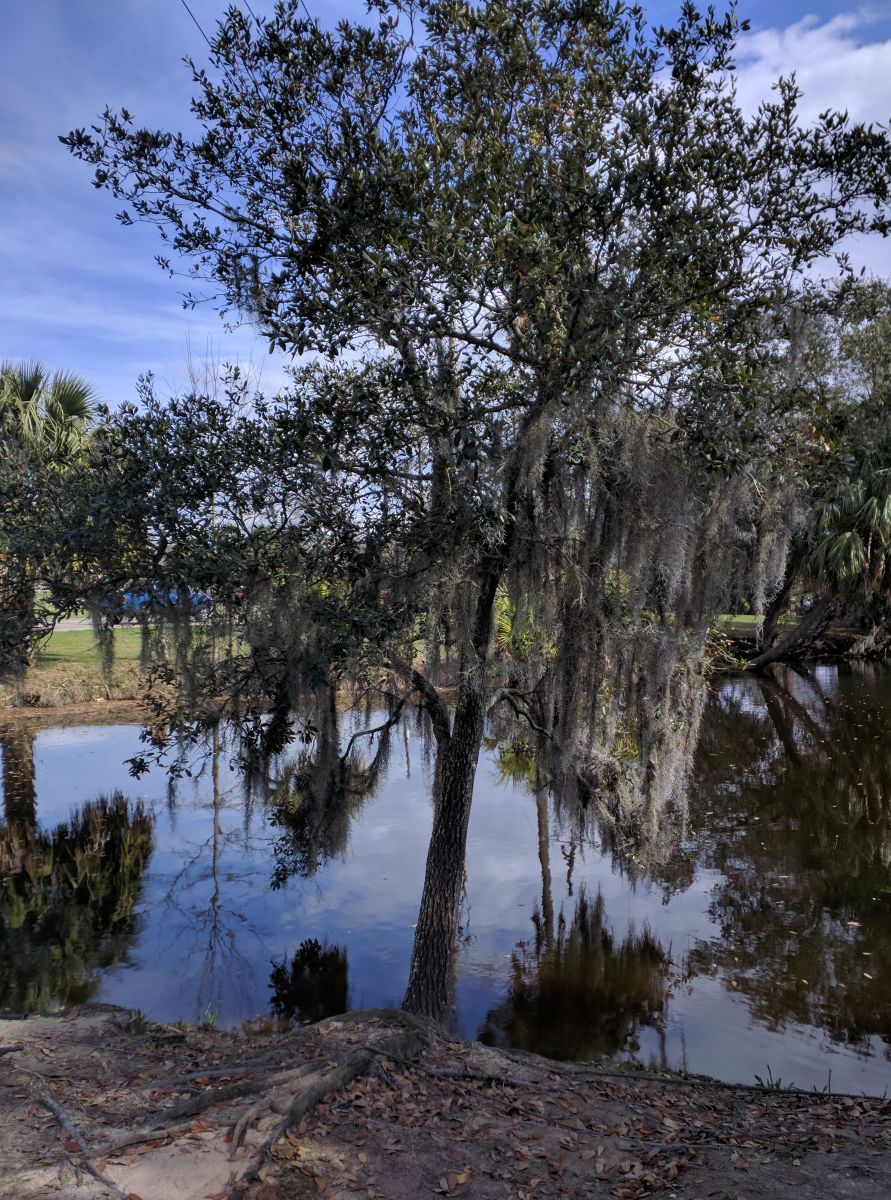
0,359 -> 96,459
48,372 -> 97,422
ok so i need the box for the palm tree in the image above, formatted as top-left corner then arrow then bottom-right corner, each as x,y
0,360 -> 96,463
810,456 -> 891,600
0,361 -> 98,681
750,285 -> 891,669
750,460 -> 891,670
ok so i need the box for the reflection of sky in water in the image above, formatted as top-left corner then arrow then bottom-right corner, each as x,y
3,661 -> 891,1095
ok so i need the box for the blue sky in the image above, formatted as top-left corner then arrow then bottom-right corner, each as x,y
2,1 -> 890,406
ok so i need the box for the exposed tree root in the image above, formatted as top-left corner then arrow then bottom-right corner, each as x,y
6,1007 -> 888,1200
96,1117 -> 198,1156
154,1059 -> 331,1124
35,1015 -> 428,1200
39,1093 -> 130,1200
224,1028 -> 425,1200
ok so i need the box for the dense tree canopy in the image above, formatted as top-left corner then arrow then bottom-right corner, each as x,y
749,282 -> 891,666
43,0 -> 891,1017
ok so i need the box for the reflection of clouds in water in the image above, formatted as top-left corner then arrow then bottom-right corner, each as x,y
37,727 -> 115,749
6,668 -> 891,1094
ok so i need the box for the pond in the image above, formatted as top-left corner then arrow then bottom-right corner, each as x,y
1,661 -> 890,1095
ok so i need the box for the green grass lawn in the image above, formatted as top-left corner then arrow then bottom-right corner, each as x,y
35,627 -> 144,664
714,613 -> 797,637
36,618 -> 793,663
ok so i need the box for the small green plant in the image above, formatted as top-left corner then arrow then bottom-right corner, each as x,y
754,1065 -> 796,1091
199,1001 -> 219,1028
129,1007 -> 149,1033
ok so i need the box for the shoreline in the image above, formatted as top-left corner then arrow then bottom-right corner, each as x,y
2,640 -> 888,719
2,1004 -> 888,1200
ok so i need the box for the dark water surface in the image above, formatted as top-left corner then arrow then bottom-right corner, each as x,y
2,662 -> 890,1094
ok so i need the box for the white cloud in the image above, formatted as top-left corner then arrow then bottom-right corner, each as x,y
3,4 -> 891,401
730,10 -> 891,278
734,10 -> 891,125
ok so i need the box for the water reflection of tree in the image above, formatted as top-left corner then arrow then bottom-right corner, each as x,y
159,722 -> 267,1021
0,724 -> 36,830
269,691 -> 399,885
0,793 -> 153,1011
482,729 -> 672,1060
269,937 -> 348,1025
687,665 -> 891,1049
491,724 -> 696,901
479,888 -> 668,1061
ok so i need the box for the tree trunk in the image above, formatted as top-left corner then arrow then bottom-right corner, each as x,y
536,790 -> 554,945
747,597 -> 840,671
401,408 -> 540,1020
401,670 -> 487,1021
760,564 -> 796,650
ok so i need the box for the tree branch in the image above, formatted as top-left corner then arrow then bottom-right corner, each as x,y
389,660 -> 451,745
339,694 -> 409,764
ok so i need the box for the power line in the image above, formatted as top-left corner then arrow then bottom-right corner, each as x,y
176,0 -> 274,106
177,0 -> 214,50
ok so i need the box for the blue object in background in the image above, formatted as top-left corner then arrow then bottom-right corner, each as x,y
100,587 -> 213,623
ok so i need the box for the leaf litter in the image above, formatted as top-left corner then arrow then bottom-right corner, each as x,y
1,1006 -> 890,1200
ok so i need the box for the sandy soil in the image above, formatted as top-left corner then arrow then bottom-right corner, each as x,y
1,1005 -> 888,1200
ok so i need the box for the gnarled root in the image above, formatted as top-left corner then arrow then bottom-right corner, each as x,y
225,1027 -> 425,1199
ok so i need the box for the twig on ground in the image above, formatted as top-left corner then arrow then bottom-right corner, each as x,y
39,1093 -> 130,1200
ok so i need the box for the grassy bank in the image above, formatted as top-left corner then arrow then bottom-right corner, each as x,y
2,627 -> 145,708
713,613 -> 798,638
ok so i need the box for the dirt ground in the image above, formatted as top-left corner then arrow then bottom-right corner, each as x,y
1,1005 -> 888,1200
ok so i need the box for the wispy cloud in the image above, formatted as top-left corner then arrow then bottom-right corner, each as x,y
734,9 -> 891,124
1,3 -> 890,405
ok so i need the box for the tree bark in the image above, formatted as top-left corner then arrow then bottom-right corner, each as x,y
401,401 -> 548,1020
401,665 -> 487,1021
759,564 -> 796,651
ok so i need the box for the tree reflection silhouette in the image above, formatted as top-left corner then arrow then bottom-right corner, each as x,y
479,888 -> 667,1061
687,665 -> 891,1049
269,695 -> 397,884
479,730 -> 672,1060
0,792 -> 153,1011
269,937 -> 348,1025
0,725 -> 36,831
